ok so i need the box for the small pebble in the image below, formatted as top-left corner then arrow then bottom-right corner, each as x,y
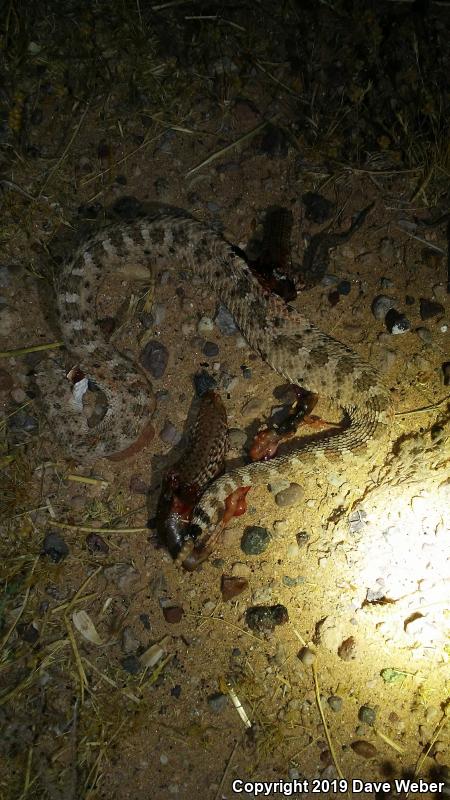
327,695 -> 343,712
297,647 -> 316,666
245,604 -> 289,632
231,562 -> 252,579
121,655 -> 141,675
337,280 -> 351,295
282,575 -> 302,587
241,526 -> 271,556
197,316 -> 214,335
358,705 -> 377,725
228,428 -> 246,450
380,276 -> 394,289
0,368 -> 13,390
221,575 -> 248,601
214,304 -> 239,335
208,693 -> 228,713
162,606 -> 184,624
140,340 -> 169,378
122,626 -> 140,654
385,308 -> 411,334
159,421 -> 182,446
371,295 -> 395,321
202,341 -> 219,357
350,740 -> 377,759
275,483 -> 304,508
241,366 -> 252,380
10,387 -> 27,403
43,532 -> 69,563
432,283 -> 447,302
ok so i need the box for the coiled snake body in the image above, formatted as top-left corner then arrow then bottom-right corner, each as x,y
37,208 -> 393,559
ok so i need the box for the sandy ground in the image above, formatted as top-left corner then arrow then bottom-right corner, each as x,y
0,4 -> 449,800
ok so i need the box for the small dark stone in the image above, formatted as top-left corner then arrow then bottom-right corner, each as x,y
202,341 -> 219,357
405,295 -> 415,305
358,705 -> 377,725
241,526 -> 271,555
162,606 -> 184,623
86,533 -> 109,554
43,532 -> 69,563
419,297 -> 444,320
245,604 -> 289,632
215,304 -> 239,335
171,684 -> 182,698
351,740 -> 377,759
282,575 -> 302,587
114,174 -> 127,186
207,692 -> 228,712
327,695 -> 343,712
221,575 -> 248,601
241,366 -> 252,380
140,340 -> 169,378
97,139 -> 110,159
139,613 -> 151,630
296,531 -> 310,548
193,370 -> 217,397
328,290 -> 340,306
302,192 -> 335,224
121,655 -> 141,675
385,308 -> 411,334
337,280 -> 351,295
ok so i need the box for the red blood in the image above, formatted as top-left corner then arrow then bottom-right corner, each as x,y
249,429 -> 281,461
223,486 -> 251,524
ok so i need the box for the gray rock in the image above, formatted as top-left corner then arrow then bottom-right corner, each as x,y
160,421 -> 182,446
202,340 -> 219,357
207,692 -> 228,713
372,295 -> 395,321
122,626 -> 140,654
241,526 -> 271,555
140,340 -> 169,378
328,695 -> 343,712
275,483 -> 304,507
215,304 -> 239,335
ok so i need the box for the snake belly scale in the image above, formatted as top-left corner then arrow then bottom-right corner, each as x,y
36,208 -> 393,554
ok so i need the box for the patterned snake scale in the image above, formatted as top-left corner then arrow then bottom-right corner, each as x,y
36,207 -> 393,555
